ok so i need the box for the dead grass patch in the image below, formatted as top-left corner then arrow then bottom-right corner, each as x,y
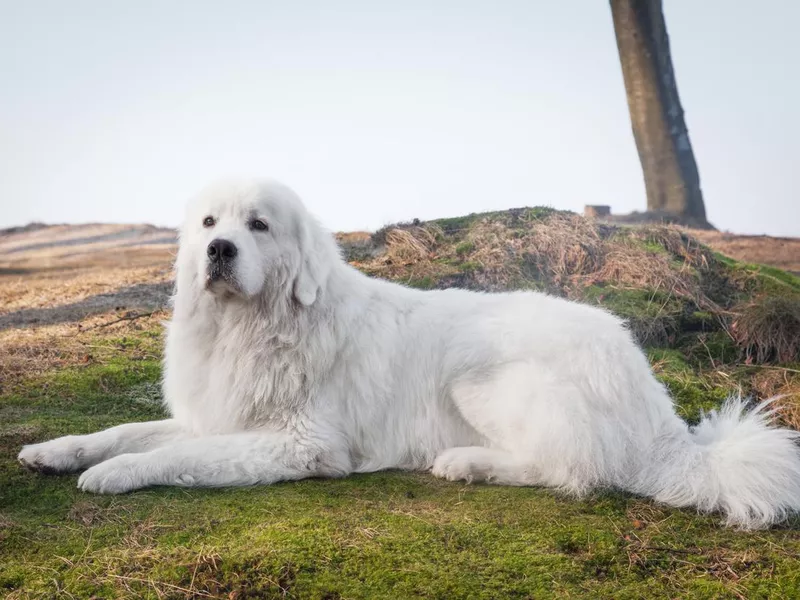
0,310 -> 166,388
624,500 -> 673,531
420,215 -> 722,323
774,379 -> 800,430
685,366 -> 800,430
689,230 -> 800,274
68,501 -> 109,526
620,529 -> 763,599
359,224 -> 460,286
731,296 -> 800,364
383,226 -> 440,264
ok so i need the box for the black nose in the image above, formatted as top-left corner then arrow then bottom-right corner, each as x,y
207,239 -> 238,262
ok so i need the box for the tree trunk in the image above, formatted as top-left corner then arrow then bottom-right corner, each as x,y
610,0 -> 708,225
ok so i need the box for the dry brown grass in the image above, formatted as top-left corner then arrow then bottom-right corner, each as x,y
689,230 -> 800,273
359,214 -> 721,313
740,367 -> 800,429
775,380 -> 800,430
383,225 -> 440,263
359,224 -> 461,286
0,225 -> 175,387
731,296 -> 800,364
68,501 -> 110,526
0,309 -> 168,389
509,214 -> 608,291
640,226 -> 716,266
612,503 -> 769,600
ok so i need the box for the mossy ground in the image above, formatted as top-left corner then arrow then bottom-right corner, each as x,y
2,212 -> 800,598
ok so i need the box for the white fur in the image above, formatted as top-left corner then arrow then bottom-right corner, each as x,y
19,179 -> 800,529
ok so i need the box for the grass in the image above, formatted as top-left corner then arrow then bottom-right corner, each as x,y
3,359 -> 800,599
3,210 -> 800,598
731,296 -> 800,364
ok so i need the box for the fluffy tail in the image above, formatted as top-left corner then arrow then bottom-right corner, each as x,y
631,397 -> 800,529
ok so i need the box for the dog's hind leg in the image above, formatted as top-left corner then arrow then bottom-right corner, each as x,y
431,446 -> 540,485
442,361 -> 621,496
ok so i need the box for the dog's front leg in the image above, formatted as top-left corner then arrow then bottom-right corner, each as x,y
76,429 -> 350,494
18,419 -> 188,474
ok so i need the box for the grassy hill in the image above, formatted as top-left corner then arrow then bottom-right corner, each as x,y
1,210 -> 799,598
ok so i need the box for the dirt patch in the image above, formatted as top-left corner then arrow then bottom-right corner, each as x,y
688,230 -> 800,273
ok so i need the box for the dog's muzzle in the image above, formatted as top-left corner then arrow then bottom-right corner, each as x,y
206,238 -> 238,284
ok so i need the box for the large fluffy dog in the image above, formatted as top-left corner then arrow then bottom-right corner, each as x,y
19,180 -> 800,529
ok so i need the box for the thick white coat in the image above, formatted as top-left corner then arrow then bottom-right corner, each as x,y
19,179 -> 800,529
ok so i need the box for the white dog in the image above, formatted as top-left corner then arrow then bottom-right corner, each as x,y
19,179 -> 800,529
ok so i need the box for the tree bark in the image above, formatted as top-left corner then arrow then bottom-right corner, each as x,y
610,0 -> 708,225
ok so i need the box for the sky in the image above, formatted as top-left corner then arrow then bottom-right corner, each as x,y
1,1 -> 798,236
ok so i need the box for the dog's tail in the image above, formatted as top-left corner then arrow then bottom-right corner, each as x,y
630,397 -> 800,529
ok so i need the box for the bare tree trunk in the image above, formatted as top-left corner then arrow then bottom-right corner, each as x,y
610,0 -> 708,226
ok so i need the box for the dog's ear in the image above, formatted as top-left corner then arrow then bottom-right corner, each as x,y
293,217 -> 333,306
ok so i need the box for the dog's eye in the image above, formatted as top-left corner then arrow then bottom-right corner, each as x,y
203,216 -> 215,228
250,219 -> 269,232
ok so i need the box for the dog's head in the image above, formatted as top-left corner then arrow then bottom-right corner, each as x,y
176,179 -> 337,306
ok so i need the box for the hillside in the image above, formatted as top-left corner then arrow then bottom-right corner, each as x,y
1,212 -> 799,598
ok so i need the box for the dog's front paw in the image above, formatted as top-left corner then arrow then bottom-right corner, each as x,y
78,455 -> 143,494
18,436 -> 86,474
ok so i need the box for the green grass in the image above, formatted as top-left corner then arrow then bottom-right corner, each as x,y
430,206 -> 562,236
645,349 -> 732,424
3,337 -> 800,598
744,264 -> 800,293
406,275 -> 436,290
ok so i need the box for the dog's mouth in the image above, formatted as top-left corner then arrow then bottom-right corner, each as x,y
205,263 -> 241,295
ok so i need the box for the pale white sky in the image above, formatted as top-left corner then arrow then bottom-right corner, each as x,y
1,1 -> 798,236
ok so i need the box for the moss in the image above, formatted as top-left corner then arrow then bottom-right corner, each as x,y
640,239 -> 669,254
458,261 -> 482,274
646,348 -> 688,370
747,264 -> 800,292
581,286 -> 682,315
523,206 -> 562,221
455,241 -> 475,256
4,336 -> 800,599
683,330 -> 739,368
713,252 -> 738,268
406,276 -> 436,290
685,310 -> 716,328
646,349 -> 733,423
430,206 -> 564,235
729,262 -> 800,297
430,214 -> 483,235
3,457 -> 800,598
581,286 -> 687,348
619,233 -> 671,256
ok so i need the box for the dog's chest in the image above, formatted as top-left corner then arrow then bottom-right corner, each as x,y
166,319 -> 315,433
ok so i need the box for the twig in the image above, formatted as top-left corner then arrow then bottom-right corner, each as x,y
106,574 -> 214,598
697,334 -> 717,369
82,311 -> 158,331
644,545 -> 699,555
